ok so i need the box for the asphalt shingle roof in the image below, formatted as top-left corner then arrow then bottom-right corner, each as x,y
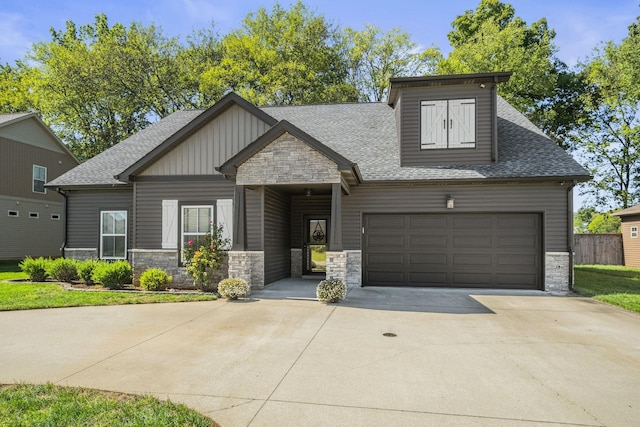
48,96 -> 589,188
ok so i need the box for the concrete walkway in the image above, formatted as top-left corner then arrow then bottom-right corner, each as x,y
1,283 -> 639,426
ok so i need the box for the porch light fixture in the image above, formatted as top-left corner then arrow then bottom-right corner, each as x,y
305,188 -> 312,197
446,195 -> 455,209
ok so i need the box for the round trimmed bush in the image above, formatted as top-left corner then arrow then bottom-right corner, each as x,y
78,260 -> 99,285
19,257 -> 51,282
316,279 -> 347,303
92,260 -> 132,289
217,278 -> 249,299
139,268 -> 172,291
47,258 -> 79,283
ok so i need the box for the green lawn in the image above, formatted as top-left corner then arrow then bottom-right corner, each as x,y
574,265 -> 640,313
0,383 -> 218,426
0,269 -> 216,311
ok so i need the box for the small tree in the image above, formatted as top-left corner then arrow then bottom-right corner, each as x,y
182,224 -> 230,291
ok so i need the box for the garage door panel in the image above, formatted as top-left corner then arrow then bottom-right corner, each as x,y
409,235 -> 448,248
367,253 -> 404,266
408,272 -> 447,285
367,234 -> 405,248
409,253 -> 447,266
363,213 -> 541,289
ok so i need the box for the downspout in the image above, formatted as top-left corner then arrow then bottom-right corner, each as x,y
56,188 -> 67,258
491,79 -> 498,162
567,180 -> 577,290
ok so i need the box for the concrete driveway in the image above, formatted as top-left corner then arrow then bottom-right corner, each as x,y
1,283 -> 639,426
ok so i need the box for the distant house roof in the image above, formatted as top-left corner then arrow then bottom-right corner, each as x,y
0,112 -> 79,163
613,204 -> 640,217
48,94 -> 590,188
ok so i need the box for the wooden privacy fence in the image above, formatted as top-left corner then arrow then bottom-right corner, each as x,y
574,234 -> 623,265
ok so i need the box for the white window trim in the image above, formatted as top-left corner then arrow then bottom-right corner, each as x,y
51,213 -> 61,220
33,165 -> 47,194
29,212 -> 39,219
181,205 -> 214,260
8,210 -> 19,217
100,210 -> 127,260
631,226 -> 638,239
420,98 -> 476,150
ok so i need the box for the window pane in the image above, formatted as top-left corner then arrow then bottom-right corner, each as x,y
33,180 -> 45,193
184,234 -> 198,246
198,208 -> 211,232
103,236 -> 114,257
34,166 -> 46,180
114,213 -> 126,234
184,208 -> 198,232
102,213 -> 114,234
114,236 -> 126,258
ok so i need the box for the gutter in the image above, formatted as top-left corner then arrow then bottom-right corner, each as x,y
56,188 -> 68,258
567,180 -> 577,290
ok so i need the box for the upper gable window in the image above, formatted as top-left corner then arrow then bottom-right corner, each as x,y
33,165 -> 47,194
420,99 -> 476,149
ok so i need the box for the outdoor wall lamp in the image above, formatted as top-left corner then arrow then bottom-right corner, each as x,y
446,195 -> 455,209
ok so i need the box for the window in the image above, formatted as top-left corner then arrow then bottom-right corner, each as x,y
181,205 -> 214,249
51,214 -> 61,220
8,210 -> 18,217
421,99 -> 476,149
29,212 -> 39,219
33,165 -> 47,194
632,226 -> 638,239
100,211 -> 127,259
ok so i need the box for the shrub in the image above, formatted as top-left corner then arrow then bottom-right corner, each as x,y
92,260 -> 132,290
19,257 -> 51,282
217,278 -> 249,299
46,258 -> 79,283
182,224 -> 230,291
139,268 -> 172,291
78,260 -> 100,285
316,279 -> 347,303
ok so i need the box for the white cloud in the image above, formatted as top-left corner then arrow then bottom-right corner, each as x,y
0,12 -> 32,62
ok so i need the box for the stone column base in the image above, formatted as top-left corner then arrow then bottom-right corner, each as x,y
545,252 -> 570,292
326,250 -> 362,286
228,251 -> 265,292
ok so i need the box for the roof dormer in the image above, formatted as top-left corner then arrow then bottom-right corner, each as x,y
387,72 -> 511,166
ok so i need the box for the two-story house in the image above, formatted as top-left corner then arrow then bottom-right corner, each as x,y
47,72 -> 590,291
0,113 -> 79,259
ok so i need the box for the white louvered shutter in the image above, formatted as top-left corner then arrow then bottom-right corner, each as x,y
161,200 -> 178,249
421,100 -> 448,149
216,199 -> 233,249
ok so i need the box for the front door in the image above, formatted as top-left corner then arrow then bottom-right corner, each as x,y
303,217 -> 328,275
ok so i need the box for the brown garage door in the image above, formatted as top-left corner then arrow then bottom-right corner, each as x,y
363,213 -> 541,289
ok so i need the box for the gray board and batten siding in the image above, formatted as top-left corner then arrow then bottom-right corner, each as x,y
138,104 -> 272,177
396,85 -> 493,166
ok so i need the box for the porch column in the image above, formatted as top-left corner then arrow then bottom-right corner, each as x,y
233,184 -> 246,250
329,182 -> 343,251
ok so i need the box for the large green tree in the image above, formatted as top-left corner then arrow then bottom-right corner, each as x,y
200,1 -> 357,105
574,16 -> 640,210
27,14 -> 220,161
343,25 -> 441,102
438,0 -> 583,148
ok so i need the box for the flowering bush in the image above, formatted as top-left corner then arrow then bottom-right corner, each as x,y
316,279 -> 347,303
217,277 -> 249,299
139,268 -> 172,291
182,224 -> 230,291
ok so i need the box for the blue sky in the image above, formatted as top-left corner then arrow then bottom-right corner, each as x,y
1,0 -> 638,65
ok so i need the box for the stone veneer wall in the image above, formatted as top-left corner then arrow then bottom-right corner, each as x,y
129,249 -> 228,289
64,248 -> 98,260
228,251 -> 265,293
326,250 -> 362,286
290,248 -> 302,278
236,132 -> 341,186
545,252 -> 570,292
